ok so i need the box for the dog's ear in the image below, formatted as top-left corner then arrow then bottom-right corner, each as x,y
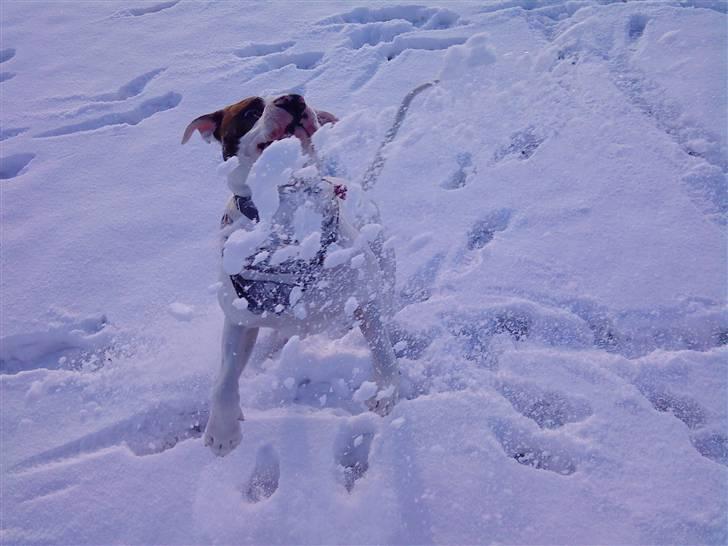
315,110 -> 338,126
182,111 -> 224,145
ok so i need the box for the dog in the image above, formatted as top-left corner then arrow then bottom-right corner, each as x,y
182,94 -> 399,456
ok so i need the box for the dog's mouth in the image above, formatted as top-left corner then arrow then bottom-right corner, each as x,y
256,118 -> 313,153
257,140 -> 274,152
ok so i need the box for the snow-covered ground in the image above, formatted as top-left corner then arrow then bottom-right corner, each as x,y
1,1 -> 726,544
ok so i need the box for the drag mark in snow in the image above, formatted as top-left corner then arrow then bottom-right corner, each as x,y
35,92 -> 182,137
13,401 -> 208,472
0,48 -> 16,63
246,444 -> 280,502
0,153 -> 35,180
113,1 -> 179,17
234,41 -> 295,58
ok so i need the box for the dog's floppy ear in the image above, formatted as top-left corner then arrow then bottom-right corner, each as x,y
182,111 -> 224,144
315,110 -> 338,126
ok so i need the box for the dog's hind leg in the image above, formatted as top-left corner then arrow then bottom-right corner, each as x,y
249,329 -> 289,370
357,302 -> 400,416
204,320 -> 259,456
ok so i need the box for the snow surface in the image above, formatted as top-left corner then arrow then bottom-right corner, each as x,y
1,1 -> 726,544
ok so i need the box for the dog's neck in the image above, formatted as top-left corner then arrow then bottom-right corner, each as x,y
227,149 -> 320,198
226,158 -> 254,197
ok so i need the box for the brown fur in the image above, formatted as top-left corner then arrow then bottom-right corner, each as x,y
218,97 -> 265,159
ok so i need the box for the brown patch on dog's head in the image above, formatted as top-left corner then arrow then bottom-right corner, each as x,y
218,97 -> 265,159
182,96 -> 265,159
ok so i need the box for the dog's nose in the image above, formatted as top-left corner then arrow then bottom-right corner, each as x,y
273,94 -> 306,116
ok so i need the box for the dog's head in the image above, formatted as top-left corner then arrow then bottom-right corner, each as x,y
182,94 -> 337,162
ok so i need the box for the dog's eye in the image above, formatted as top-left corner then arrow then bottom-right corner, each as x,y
245,108 -> 263,120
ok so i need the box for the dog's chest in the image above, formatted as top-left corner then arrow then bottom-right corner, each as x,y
220,177 -> 356,318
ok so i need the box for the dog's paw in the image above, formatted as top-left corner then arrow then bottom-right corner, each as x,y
203,404 -> 244,457
366,384 -> 399,417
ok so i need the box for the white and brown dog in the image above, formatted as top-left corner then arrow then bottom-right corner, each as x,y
182,94 -> 399,456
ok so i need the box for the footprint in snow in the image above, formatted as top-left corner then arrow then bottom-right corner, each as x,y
627,14 -> 649,43
389,324 -> 434,360
637,385 -> 707,430
400,252 -> 446,305
497,380 -> 593,429
88,68 -> 166,103
441,152 -> 476,190
316,5 -> 460,30
467,208 -> 512,249
112,0 -> 179,18
335,426 -> 375,492
489,418 -> 577,475
343,21 -> 413,50
0,48 -> 16,64
20,478 -> 79,504
291,378 -> 364,414
234,41 -> 295,59
0,152 -> 35,180
35,92 -> 181,138
0,127 -> 28,141
13,400 -> 208,471
691,431 -> 728,467
493,127 -> 544,162
680,164 -> 727,226
246,444 -> 280,502
0,311 -> 112,374
240,51 -> 324,78
445,309 -> 532,369
635,378 -> 728,465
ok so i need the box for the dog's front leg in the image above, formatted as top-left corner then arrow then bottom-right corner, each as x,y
357,302 -> 400,416
204,320 -> 259,456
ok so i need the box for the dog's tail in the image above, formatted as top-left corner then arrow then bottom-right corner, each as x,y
360,80 -> 439,192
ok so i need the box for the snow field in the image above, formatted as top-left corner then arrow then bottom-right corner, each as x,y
1,1 -> 726,544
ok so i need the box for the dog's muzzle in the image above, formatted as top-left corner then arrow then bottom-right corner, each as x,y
275,94 -> 311,137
